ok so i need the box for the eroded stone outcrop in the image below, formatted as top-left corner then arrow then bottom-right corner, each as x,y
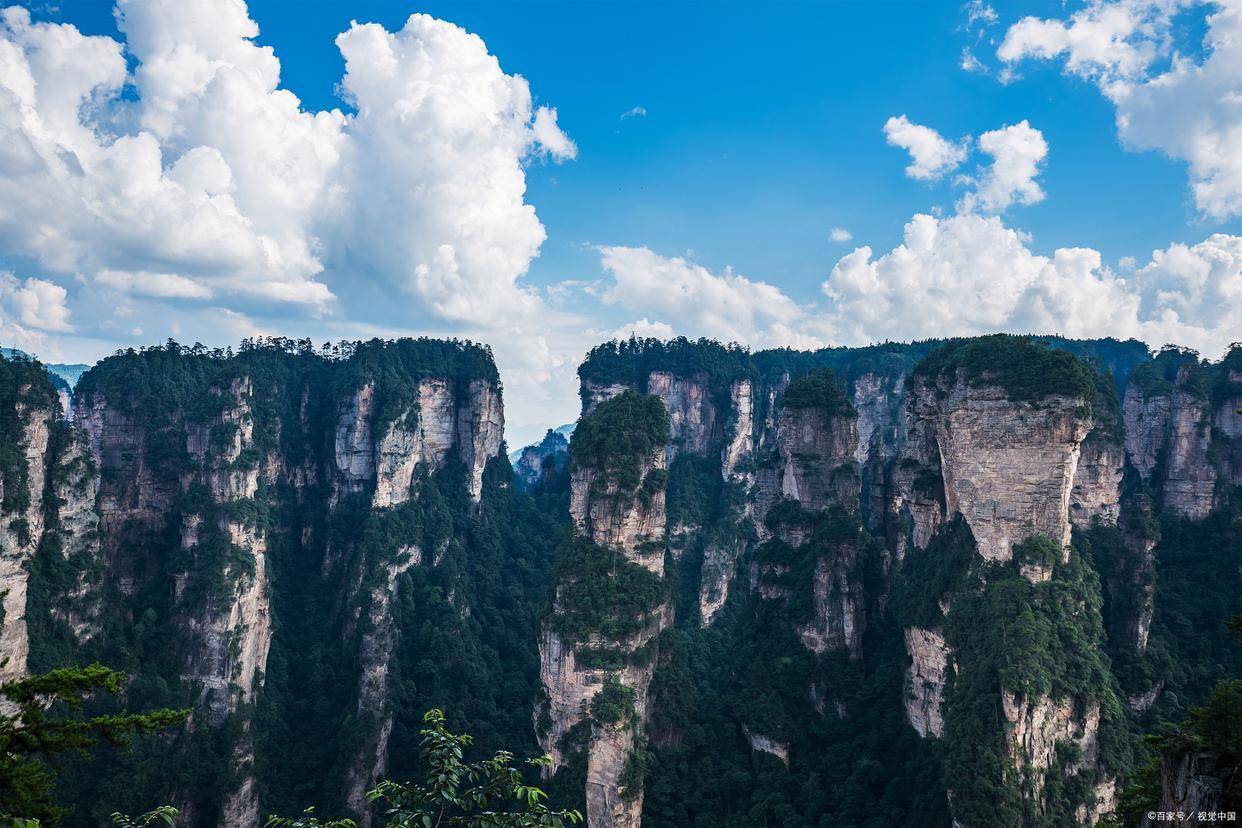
345,544 -> 423,820
1213,367 -> 1242,487
797,547 -> 864,657
180,378 -> 271,725
334,377 -> 504,507
720,379 -> 754,482
881,401 -> 946,561
698,533 -> 745,626
178,378 -> 273,827
1002,691 -> 1115,822
915,376 -> 1091,565
458,378 -> 505,500
645,371 -> 717,460
904,626 -> 949,738
569,450 -> 667,575
1070,438 -> 1124,528
1122,364 -> 1229,520
742,725 -> 790,766
776,405 -> 859,514
47,427 -> 103,642
1141,748 -> 1236,827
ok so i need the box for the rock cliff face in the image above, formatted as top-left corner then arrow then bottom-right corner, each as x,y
1122,361 -> 1236,520
569,447 -> 667,575
1070,438 -> 1124,528
47,424 -> 102,642
344,544 -> 423,819
1001,691 -> 1116,823
0,377 -> 54,683
913,374 -> 1092,565
720,379 -> 754,483
178,377 -> 270,723
1142,747 -> 1237,827
335,377 -> 503,507
1214,367 -> 1242,487
644,371 -> 720,461
775,404 -> 860,513
904,626 -> 950,738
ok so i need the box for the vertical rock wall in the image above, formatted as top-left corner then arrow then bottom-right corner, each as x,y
539,395 -> 672,828
917,377 -> 1092,565
0,394 -> 51,682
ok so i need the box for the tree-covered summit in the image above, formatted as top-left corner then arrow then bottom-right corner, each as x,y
913,333 -> 1099,403
778,369 -> 857,419
62,337 -> 505,451
569,391 -> 669,491
578,337 -> 754,398
578,334 -> 1149,406
77,337 -> 499,409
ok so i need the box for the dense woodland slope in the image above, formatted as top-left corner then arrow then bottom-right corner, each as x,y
0,333 -> 1237,827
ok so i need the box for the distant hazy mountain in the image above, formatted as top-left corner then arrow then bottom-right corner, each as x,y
509,422 -> 575,463
0,347 -> 91,390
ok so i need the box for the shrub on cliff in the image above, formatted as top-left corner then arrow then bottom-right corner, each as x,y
543,536 -> 668,642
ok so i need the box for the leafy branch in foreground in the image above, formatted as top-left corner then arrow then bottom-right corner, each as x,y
268,709 -> 581,828
110,806 -> 179,827
263,807 -> 357,827
368,709 -> 582,828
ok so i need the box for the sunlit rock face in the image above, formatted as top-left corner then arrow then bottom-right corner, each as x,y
335,377 -> 504,507
909,374 -> 1092,565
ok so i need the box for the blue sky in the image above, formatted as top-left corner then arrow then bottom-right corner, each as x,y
259,1 -> 1223,278
47,0 -> 1226,289
2,0 -> 1241,444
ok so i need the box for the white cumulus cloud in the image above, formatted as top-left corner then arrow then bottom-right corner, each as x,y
0,1 -> 574,332
821,212 -> 1238,357
958,120 -> 1049,212
591,216 -> 1239,363
883,115 -> 969,180
829,227 -> 854,242
0,274 -> 72,332
325,13 -> 573,326
597,246 -> 812,346
998,0 -> 1242,220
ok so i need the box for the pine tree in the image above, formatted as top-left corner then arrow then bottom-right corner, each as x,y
0,664 -> 187,825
